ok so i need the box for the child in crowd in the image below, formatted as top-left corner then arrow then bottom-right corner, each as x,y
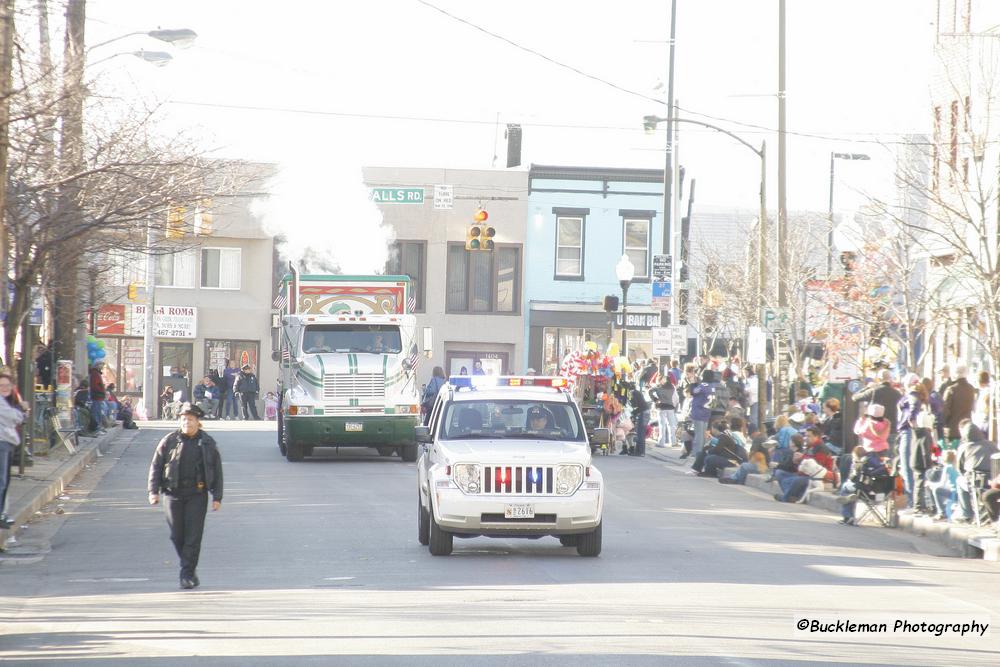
930,449 -> 959,521
264,391 -> 279,421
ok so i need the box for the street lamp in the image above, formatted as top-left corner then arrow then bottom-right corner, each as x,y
616,254 -> 635,359
828,151 -> 870,277
644,113 -> 769,428
88,28 -> 198,52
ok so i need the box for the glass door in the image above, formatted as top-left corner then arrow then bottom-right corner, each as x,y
158,342 -> 193,412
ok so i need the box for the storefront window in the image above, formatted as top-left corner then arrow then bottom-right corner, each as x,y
541,328 -> 611,375
204,339 -> 260,378
95,337 -> 144,395
626,330 -> 652,364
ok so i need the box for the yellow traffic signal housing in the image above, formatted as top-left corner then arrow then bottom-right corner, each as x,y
466,224 -> 482,250
128,282 -> 138,300
467,208 -> 495,251
166,205 -> 186,239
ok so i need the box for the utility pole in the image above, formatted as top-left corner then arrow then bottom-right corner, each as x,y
52,0 -> 86,367
757,141 -> 768,432
662,0 -> 677,333
142,222 -> 158,420
775,0 -> 788,414
0,0 -> 14,331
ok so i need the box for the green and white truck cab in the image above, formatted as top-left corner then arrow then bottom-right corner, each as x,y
274,269 -> 421,462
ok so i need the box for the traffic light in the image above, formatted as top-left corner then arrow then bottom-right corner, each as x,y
128,282 -> 138,300
466,208 -> 495,251
166,204 -> 186,239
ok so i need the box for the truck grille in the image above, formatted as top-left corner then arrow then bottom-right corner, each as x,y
482,466 -> 554,495
323,373 -> 385,400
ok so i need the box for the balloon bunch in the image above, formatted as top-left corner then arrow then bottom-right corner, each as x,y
87,335 -> 107,366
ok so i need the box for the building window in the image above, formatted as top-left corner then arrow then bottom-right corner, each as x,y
200,248 -> 241,289
386,241 -> 426,312
445,243 -> 521,314
156,250 -> 196,288
623,218 -> 651,280
555,216 -> 584,278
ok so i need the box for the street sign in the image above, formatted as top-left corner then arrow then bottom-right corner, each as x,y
651,327 -> 671,356
762,307 -> 791,333
369,187 -> 425,204
747,326 -> 766,364
651,280 -> 673,310
653,254 -> 673,281
433,185 -> 453,209
29,289 -> 44,326
668,324 -> 687,355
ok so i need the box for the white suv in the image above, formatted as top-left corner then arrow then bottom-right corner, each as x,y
416,376 -> 608,557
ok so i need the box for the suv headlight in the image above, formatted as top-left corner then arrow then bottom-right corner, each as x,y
453,463 -> 481,493
555,464 -> 584,495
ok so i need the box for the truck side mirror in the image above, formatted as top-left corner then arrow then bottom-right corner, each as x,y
589,428 -> 610,446
414,425 -> 432,443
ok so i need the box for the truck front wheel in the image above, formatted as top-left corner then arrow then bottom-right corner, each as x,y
285,437 -> 304,462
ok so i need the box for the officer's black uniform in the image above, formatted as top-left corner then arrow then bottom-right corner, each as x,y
148,404 -> 223,588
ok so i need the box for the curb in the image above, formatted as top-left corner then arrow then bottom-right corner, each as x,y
1,427 -> 121,542
647,447 -> 1000,560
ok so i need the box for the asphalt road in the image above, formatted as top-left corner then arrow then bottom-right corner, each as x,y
1,424 -> 998,666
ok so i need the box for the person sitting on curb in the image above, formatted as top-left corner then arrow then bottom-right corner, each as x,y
952,419 -> 999,524
770,433 -> 805,486
720,429 -> 770,485
855,402 -> 890,454
689,419 -> 748,478
836,446 -> 890,526
981,472 -> 1000,536
772,414 -> 797,457
73,379 -> 97,434
774,426 -> 836,503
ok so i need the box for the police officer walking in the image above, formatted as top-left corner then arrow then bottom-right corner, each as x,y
147,402 -> 223,589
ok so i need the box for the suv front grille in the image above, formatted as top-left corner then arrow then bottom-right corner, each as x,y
482,466 -> 554,495
323,373 -> 385,400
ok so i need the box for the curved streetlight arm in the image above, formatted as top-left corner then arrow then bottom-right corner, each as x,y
644,115 -> 762,158
87,28 -> 197,53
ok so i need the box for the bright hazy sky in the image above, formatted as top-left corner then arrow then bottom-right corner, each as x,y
83,0 -> 938,220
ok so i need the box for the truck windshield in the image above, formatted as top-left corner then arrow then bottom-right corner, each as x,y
302,324 -> 402,354
440,400 -> 586,442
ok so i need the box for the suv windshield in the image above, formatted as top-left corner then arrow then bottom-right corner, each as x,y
439,400 -> 586,441
302,324 -> 402,354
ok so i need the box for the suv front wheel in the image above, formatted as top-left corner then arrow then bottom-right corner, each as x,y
576,522 -> 602,557
428,499 -> 453,556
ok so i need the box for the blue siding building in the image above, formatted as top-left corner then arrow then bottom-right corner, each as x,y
525,165 -> 668,373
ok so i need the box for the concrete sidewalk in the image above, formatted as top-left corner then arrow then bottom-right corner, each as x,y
646,443 -> 1000,561
1,427 -> 123,548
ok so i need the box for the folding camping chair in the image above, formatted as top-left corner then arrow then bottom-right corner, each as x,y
855,472 -> 898,528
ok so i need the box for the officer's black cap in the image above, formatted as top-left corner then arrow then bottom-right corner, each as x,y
528,406 -> 548,419
178,402 -> 205,419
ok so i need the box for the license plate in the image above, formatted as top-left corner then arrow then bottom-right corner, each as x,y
504,504 -> 535,519
345,422 -> 363,432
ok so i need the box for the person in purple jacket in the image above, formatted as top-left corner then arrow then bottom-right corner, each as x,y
685,368 -> 714,459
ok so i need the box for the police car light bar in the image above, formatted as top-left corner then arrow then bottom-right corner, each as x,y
448,376 -> 568,389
